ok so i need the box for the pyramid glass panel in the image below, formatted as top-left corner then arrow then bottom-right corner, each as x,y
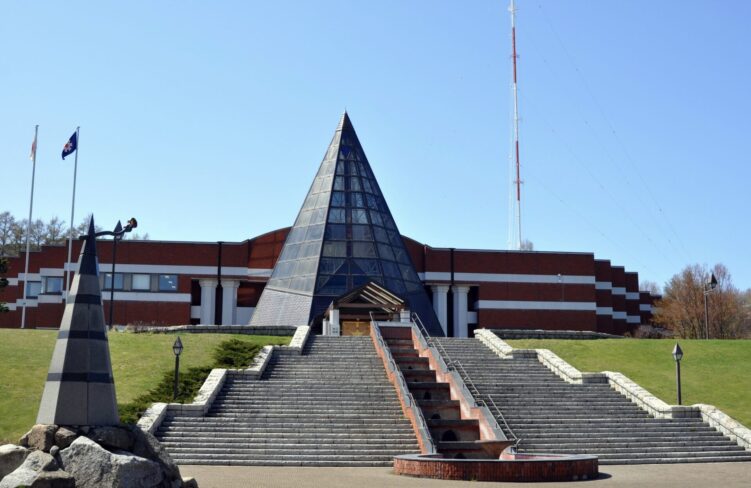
250,113 -> 443,334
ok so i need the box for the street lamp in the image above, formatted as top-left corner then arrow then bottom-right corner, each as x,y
173,336 -> 183,400
703,273 -> 717,340
93,218 -> 138,329
672,343 -> 683,405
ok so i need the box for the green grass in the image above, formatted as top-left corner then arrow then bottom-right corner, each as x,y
506,339 -> 751,427
0,330 -> 290,444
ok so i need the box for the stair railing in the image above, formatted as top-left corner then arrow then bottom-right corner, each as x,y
411,312 -> 520,446
369,313 -> 436,454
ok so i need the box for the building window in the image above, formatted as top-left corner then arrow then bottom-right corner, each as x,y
42,277 -> 63,294
25,281 -> 42,298
159,274 -> 178,292
104,273 -> 124,291
132,274 -> 151,291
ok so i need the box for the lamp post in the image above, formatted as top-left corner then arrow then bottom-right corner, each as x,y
703,273 -> 717,340
173,336 -> 183,400
94,218 -> 138,329
672,343 -> 683,405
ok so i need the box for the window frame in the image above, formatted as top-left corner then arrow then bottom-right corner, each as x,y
131,273 -> 152,291
158,274 -> 179,292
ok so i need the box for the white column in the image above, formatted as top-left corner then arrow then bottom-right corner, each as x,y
221,280 -> 239,326
431,285 -> 449,336
330,309 -> 340,336
400,309 -> 411,323
199,279 -> 217,325
452,285 -> 470,338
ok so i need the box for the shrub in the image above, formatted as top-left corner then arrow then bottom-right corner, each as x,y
119,337 -> 263,424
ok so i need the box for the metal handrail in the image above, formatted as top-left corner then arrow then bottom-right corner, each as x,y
411,312 -> 520,445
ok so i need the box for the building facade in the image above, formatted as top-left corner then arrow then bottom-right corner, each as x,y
0,114 -> 656,335
0,230 -> 654,336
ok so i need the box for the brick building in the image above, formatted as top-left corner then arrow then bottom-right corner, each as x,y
0,114 -> 655,335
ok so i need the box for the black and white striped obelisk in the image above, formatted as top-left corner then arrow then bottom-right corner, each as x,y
37,216 -> 119,426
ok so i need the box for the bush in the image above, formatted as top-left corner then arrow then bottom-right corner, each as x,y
119,337 -> 263,424
212,338 -> 262,368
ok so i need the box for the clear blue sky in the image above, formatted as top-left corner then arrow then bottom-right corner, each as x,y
3,1 -> 749,291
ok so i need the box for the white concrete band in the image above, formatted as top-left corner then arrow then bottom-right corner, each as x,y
476,300 -> 597,311
420,271 -> 595,285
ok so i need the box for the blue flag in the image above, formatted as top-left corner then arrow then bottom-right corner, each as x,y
62,132 -> 77,160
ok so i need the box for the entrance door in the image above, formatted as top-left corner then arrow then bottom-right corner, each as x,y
341,320 -> 368,336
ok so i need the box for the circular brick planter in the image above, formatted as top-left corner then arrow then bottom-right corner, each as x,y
394,453 -> 599,482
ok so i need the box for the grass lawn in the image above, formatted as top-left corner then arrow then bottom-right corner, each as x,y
0,329 -> 290,444
506,339 -> 751,427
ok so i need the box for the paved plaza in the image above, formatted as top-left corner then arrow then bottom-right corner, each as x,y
181,462 -> 751,488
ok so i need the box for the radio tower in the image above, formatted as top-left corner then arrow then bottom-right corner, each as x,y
508,0 -> 523,250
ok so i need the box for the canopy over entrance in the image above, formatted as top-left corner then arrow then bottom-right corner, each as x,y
324,281 -> 407,336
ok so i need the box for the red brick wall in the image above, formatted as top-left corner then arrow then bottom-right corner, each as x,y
478,310 -> 596,331
393,455 -> 598,482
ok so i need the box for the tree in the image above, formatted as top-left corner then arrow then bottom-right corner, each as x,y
0,212 -> 15,256
653,263 -> 746,339
520,239 -> 534,251
45,217 -> 67,245
29,219 -> 46,249
74,214 -> 103,237
640,280 -> 662,296
10,220 -> 26,255
0,257 -> 8,313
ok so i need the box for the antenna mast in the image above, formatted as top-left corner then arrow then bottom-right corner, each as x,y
509,0 -> 523,250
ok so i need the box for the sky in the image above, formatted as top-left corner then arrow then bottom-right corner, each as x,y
2,1 -> 750,291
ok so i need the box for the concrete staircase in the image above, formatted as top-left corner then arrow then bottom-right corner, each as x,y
156,335 -> 419,466
436,338 -> 751,465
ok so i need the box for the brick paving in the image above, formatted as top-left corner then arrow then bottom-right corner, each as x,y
180,462 -> 751,488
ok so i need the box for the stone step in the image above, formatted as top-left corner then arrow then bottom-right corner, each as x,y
207,407 -> 404,414
168,453 -> 407,462
513,426 -> 723,435
160,428 -> 413,435
158,430 -> 416,439
522,445 -> 747,455
598,456 -> 751,465
160,437 -> 417,446
167,458 -> 398,467
433,337 -> 748,465
156,336 -> 418,466
163,447 -> 417,456
522,439 -> 742,449
592,450 -> 751,461
509,418 -> 711,426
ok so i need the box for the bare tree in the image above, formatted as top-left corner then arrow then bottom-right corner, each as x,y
0,257 -> 8,313
29,219 -> 46,249
45,217 -> 67,245
653,263 -> 745,339
10,219 -> 26,255
0,212 -> 15,256
74,214 -> 103,237
640,280 -> 662,296
520,239 -> 534,251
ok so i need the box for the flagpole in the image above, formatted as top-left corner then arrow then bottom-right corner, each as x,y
21,125 -> 39,329
64,126 -> 80,298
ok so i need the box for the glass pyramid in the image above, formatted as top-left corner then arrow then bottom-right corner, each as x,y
250,113 -> 443,335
